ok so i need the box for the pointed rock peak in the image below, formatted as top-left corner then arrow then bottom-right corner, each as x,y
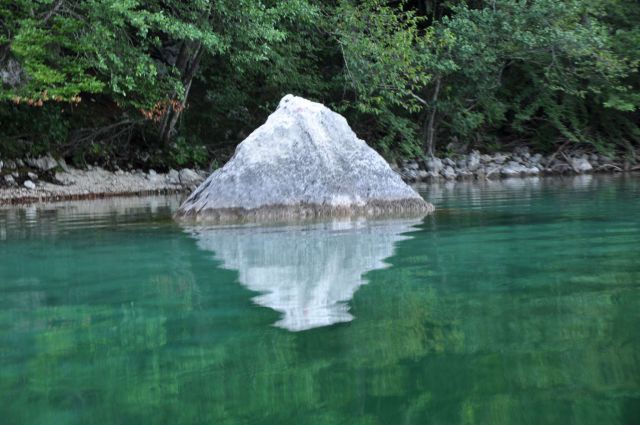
176,95 -> 433,223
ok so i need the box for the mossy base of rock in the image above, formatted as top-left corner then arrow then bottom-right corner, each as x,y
176,197 -> 433,224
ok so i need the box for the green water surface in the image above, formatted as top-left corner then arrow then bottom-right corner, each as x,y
1,175 -> 639,424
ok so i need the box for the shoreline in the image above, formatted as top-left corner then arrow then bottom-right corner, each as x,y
1,168 -> 637,207
0,187 -> 188,206
0,164 -> 203,205
1,149 -> 638,205
392,148 -> 638,182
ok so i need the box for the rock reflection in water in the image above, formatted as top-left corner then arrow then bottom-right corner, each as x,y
187,219 -> 421,331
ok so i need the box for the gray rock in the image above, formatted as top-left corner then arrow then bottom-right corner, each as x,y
4,160 -> 15,169
441,166 -> 457,180
23,180 -> 36,190
500,162 -> 528,177
27,171 -> 38,181
27,155 -> 58,171
401,168 -> 418,181
178,168 -> 203,186
60,159 -> 71,172
176,95 -> 432,222
493,153 -> 508,164
443,158 -> 456,167
480,154 -> 493,163
570,157 -> 593,173
3,174 -> 15,186
458,170 -> 474,180
403,160 -> 419,170
424,156 -> 443,173
530,153 -> 543,164
0,160 -> 3,171
147,169 -> 159,181
417,170 -> 429,181
15,159 -> 24,167
467,151 -> 481,171
500,167 -> 520,177
486,166 -> 501,179
166,169 -> 180,184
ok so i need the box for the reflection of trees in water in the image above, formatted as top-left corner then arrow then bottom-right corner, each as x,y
1,197 -> 639,424
0,195 -> 181,240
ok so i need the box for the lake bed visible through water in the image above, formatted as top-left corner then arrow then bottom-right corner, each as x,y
1,175 -> 639,424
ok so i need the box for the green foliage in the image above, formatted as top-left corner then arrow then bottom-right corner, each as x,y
327,0 -> 639,155
169,136 -> 209,168
0,0 -> 638,163
332,0 -> 431,114
0,104 -> 69,157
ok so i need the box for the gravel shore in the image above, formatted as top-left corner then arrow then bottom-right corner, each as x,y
0,164 -> 205,204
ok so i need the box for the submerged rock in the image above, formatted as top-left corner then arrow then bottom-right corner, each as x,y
176,95 -> 432,222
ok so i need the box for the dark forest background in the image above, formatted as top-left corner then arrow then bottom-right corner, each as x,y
1,0 -> 638,169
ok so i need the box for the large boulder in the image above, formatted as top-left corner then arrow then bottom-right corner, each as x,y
176,95 -> 433,222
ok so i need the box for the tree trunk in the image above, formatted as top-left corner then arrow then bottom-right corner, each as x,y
158,41 -> 204,146
425,76 -> 441,156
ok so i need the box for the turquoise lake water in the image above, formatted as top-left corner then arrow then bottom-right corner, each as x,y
1,175 -> 639,424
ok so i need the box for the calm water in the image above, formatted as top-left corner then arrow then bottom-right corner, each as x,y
1,175 -> 639,424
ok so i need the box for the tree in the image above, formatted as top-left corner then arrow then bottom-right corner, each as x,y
1,0 -> 317,146
1,0 -> 639,163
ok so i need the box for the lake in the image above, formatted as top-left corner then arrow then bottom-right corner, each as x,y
1,175 -> 639,424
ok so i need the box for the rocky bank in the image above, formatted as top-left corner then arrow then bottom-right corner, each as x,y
394,146 -> 637,182
1,143 -> 637,206
0,155 -> 205,204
